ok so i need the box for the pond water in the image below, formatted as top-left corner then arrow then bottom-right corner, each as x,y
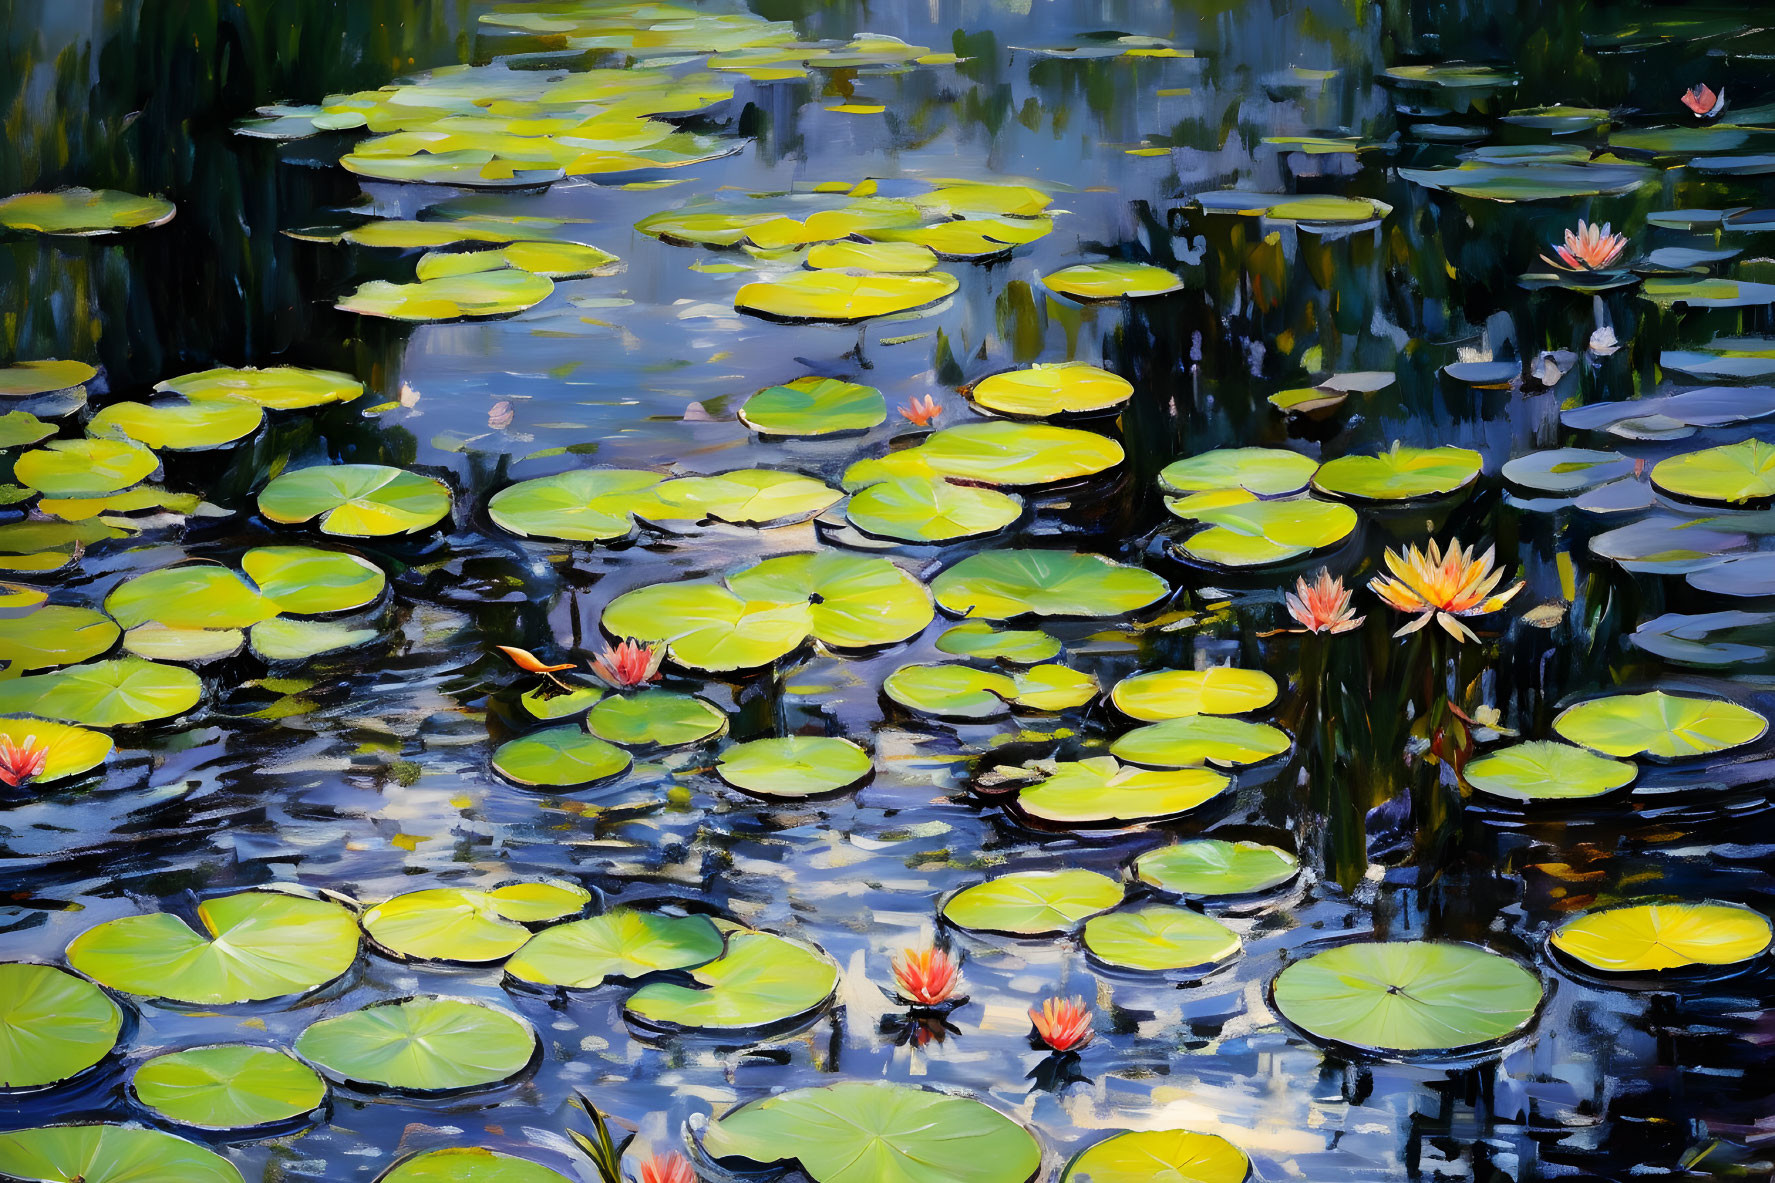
4,1 -> 1775,1181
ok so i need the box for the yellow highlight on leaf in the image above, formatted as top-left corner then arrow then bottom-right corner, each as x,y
1552,901 -> 1773,974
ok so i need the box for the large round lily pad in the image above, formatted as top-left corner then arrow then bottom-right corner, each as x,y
933,550 -> 1168,619
492,726 -> 632,788
1083,905 -> 1242,974
489,469 -> 661,542
0,188 -> 175,235
505,910 -> 725,989
87,398 -> 264,452
1553,691 -> 1767,759
1160,448 -> 1319,496
0,718 -> 112,785
844,422 -> 1124,489
66,890 -> 359,1005
296,996 -> 536,1092
631,470 -> 840,527
337,270 -> 555,321
1111,668 -> 1277,721
0,963 -> 122,1090
0,606 -> 119,671
1111,716 -> 1291,768
587,691 -> 725,748
1014,757 -> 1229,826
259,464 -> 451,537
935,621 -> 1059,663
703,1082 -> 1041,1183
0,659 -> 203,725
1272,941 -> 1543,1056
0,1125 -> 242,1183
1651,440 -> 1775,506
735,271 -> 957,321
1312,446 -> 1483,501
378,1149 -> 576,1183
624,930 -> 838,1032
740,377 -> 886,436
106,566 -> 278,632
1462,741 -> 1636,802
970,363 -> 1133,418
1171,496 -> 1358,566
131,1045 -> 326,1130
0,359 -> 95,398
157,366 -> 363,410
1061,1130 -> 1249,1183
361,881 -> 591,963
846,476 -> 1022,543
1135,840 -> 1300,898
716,736 -> 871,798
1549,901 -> 1773,976
1044,261 -> 1182,300
942,869 -> 1124,935
241,547 -> 386,615
15,439 -> 158,497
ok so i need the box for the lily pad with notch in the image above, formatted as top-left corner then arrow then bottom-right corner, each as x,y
934,621 -> 1060,663
1111,716 -> 1290,768
0,962 -> 123,1091
843,421 -> 1125,490
131,1045 -> 326,1131
942,869 -> 1124,935
1312,444 -> 1483,501
1135,839 -> 1301,898
0,658 -> 203,725
295,995 -> 536,1093
845,476 -> 1023,543
259,464 -> 451,537
933,549 -> 1168,619
1083,905 -> 1242,974
716,736 -> 871,798
1012,756 -> 1230,826
360,881 -> 592,963
1553,690 -> 1767,759
1462,740 -> 1637,803
587,691 -> 726,748
492,726 -> 631,788
1111,667 -> 1278,721
1549,900 -> 1772,979
623,929 -> 839,1034
739,377 -> 886,436
0,1124 -> 242,1183
504,909 -> 725,990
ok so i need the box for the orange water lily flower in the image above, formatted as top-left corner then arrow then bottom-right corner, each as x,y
1681,83 -> 1725,117
892,947 -> 964,1007
637,1153 -> 696,1183
1368,538 -> 1525,642
900,394 -> 942,426
591,639 -> 665,690
0,734 -> 48,788
1283,570 -> 1366,634
1542,220 -> 1626,272
1030,995 -> 1093,1052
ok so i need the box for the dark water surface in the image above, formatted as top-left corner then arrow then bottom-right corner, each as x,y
4,0 -> 1775,1180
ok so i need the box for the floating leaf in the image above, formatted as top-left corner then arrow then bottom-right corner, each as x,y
0,659 -> 202,726
716,736 -> 871,798
1312,445 -> 1483,501
1111,668 -> 1278,721
0,188 -> 175,235
0,963 -> 121,1090
942,869 -> 1124,935
1398,161 -> 1651,201
0,606 -> 119,671
248,618 -> 378,661
259,464 -> 451,537
0,360 -> 95,398
1550,901 -> 1773,975
969,363 -> 1133,418
806,240 -> 938,272
624,930 -> 838,1032
1135,840 -> 1300,898
1463,741 -> 1636,802
338,270 -> 555,321
884,663 -> 1092,719
1170,496 -> 1358,566
934,621 -> 1060,663
735,271 -> 957,321
157,366 -> 363,410
1272,941 -> 1542,1055
505,910 -> 725,989
846,476 -> 1021,542
0,411 -> 54,449
1502,448 -> 1635,494
1044,261 -> 1182,300
0,1125 -> 241,1183
632,470 -> 841,527
296,996 -> 536,1092
241,547 -> 386,615
131,1045 -> 326,1130
489,469 -> 661,542
362,882 -> 591,963
845,422 -> 1125,489
378,1149 -> 576,1183
1013,756 -> 1229,826
1111,716 -> 1291,768
587,691 -> 726,747
106,566 -> 278,631
933,550 -> 1168,619
1159,448 -> 1319,496
1061,1130 -> 1250,1183
1083,905 -> 1241,973
739,377 -> 886,436
0,718 -> 112,783
67,890 -> 359,1004
1553,691 -> 1767,759
492,726 -> 632,787
1652,439 -> 1775,506
15,439 -> 158,497
88,398 -> 264,451
520,681 -> 604,721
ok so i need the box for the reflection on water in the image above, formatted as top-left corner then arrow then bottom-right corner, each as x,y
4,0 -> 1775,1180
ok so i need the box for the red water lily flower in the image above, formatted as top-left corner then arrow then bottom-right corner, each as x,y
900,394 -> 942,426
1283,569 -> 1366,634
0,733 -> 49,788
892,947 -> 963,1007
1681,83 -> 1725,117
637,1153 -> 695,1183
1030,995 -> 1093,1052
1542,220 -> 1626,272
591,639 -> 665,690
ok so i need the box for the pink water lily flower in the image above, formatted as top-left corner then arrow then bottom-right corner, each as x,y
1542,220 -> 1626,272
900,394 -> 942,426
637,1153 -> 696,1183
591,639 -> 666,690
1283,570 -> 1366,634
892,947 -> 964,1007
1681,83 -> 1726,118
1030,995 -> 1094,1052
0,734 -> 48,787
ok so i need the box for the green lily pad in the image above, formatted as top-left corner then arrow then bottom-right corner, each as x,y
0,606 -> 119,671
703,1082 -> 1040,1183
489,469 -> 662,542
1171,495 -> 1359,566
969,362 -> 1133,417
0,1125 -> 241,1183
120,625 -> 233,662
717,736 -> 871,798
0,188 -> 175,235
1553,691 -> 1767,759
295,996 -> 536,1092
884,663 -> 1094,719
942,869 -> 1125,935
934,621 -> 1060,663
131,1045 -> 326,1130
1044,261 -> 1182,300
87,398 -> 264,451
1111,716 -> 1291,768
0,658 -> 200,725
1312,445 -> 1483,501
735,271 -> 957,321
66,890 -> 359,1004
15,439 -> 158,497
1644,279 -> 1775,309
0,718 -> 112,784
845,422 -> 1125,489
1550,901 -> 1774,976
739,377 -> 887,436
362,881 -> 591,963
157,366 -> 363,410
1061,1130 -> 1250,1183
248,618 -> 379,661
1014,756 -> 1230,826
1159,448 -> 1319,496
1398,161 -> 1651,201
505,910 -> 726,989
492,726 -> 632,787
1463,741 -> 1637,802
631,470 -> 841,527
1111,668 -> 1278,721
378,1149 -> 576,1183
1272,941 -> 1543,1056
0,412 -> 54,449
421,240 -> 616,279
338,270 -> 555,321
0,963 -> 122,1090
624,930 -> 839,1032
636,206 -> 797,247
587,691 -> 725,747
0,360 -> 95,398
1652,439 -> 1775,506
1083,905 -> 1242,974
933,549 -> 1168,619
241,546 -> 386,615
342,221 -> 515,249
846,476 -> 1022,542
519,681 -> 603,721
106,565 -> 278,631
259,464 -> 451,537
1135,840 -> 1301,898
